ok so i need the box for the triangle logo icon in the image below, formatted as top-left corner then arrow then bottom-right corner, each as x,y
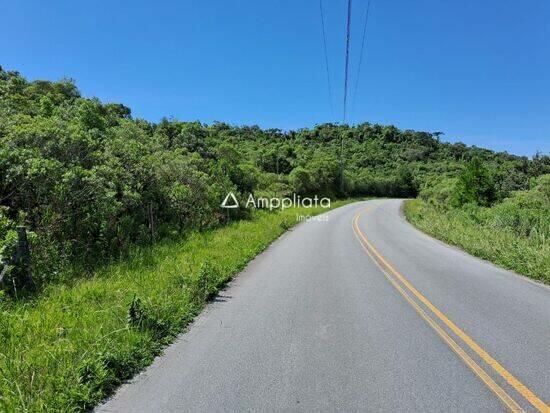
221,192 -> 239,209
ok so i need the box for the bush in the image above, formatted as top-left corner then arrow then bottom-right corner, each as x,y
405,197 -> 549,283
419,176 -> 457,208
452,157 -> 497,207
487,175 -> 550,242
1,67 -> 547,294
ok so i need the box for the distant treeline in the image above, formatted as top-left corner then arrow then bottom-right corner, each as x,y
0,67 -> 548,290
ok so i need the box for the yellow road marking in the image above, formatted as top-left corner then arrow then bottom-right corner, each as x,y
352,221 -> 523,412
353,206 -> 549,413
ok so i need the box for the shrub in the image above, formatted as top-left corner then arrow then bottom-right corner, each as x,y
487,174 -> 550,242
419,176 -> 457,208
452,157 -> 497,207
1,67 -> 547,294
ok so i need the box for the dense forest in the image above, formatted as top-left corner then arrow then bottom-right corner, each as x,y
0,67 -> 548,412
1,67 -> 548,292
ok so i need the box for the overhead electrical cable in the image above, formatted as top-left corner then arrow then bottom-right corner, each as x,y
351,0 -> 372,121
343,0 -> 353,124
319,0 -> 334,118
340,0 -> 353,192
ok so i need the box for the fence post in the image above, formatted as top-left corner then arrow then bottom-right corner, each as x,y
0,226 -> 32,287
16,226 -> 32,285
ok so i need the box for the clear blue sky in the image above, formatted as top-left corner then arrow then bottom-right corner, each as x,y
1,0 -> 548,156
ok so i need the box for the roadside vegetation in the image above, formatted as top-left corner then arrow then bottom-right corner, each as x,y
405,162 -> 549,283
2,67 -> 547,295
1,67 -> 549,411
0,203 -> 348,411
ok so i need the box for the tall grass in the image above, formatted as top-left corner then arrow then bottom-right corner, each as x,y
404,199 -> 549,283
0,202 -> 348,412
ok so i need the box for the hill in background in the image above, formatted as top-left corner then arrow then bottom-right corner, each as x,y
1,67 -> 548,288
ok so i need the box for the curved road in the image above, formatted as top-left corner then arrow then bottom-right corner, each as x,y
97,199 -> 550,412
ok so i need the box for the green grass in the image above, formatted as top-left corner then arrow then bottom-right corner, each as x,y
404,199 -> 549,284
0,202 -> 350,412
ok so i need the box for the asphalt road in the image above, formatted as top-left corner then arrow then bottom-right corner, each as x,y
97,199 -> 550,413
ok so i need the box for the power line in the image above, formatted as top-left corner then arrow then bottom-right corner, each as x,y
319,0 -> 334,119
351,0 -> 372,122
343,0 -> 353,124
341,0 -> 352,193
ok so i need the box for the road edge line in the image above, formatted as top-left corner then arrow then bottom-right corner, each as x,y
352,207 -> 549,412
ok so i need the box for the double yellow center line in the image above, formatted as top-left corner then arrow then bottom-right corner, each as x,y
352,206 -> 549,413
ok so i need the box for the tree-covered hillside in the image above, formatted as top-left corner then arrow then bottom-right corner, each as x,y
1,67 -> 548,290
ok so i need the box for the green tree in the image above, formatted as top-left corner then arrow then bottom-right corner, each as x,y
452,157 -> 496,207
0,66 -> 546,294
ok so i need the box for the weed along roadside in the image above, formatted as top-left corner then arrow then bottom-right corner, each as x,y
404,183 -> 549,285
0,201 -> 350,412
2,6 -> 549,411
